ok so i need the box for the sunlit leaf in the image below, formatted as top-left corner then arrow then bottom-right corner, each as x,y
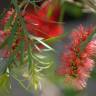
28,35 -> 54,51
0,74 -> 11,96
44,32 -> 67,44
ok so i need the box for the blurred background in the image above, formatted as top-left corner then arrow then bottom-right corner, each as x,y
0,0 -> 96,96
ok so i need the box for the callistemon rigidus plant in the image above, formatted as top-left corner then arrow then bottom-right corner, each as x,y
1,0 -> 96,96
58,25 -> 96,90
0,0 -> 63,95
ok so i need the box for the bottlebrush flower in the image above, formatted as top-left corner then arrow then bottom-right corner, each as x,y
25,14 -> 63,39
58,25 -> 96,90
0,8 -> 14,26
85,40 -> 96,57
0,30 -> 10,58
1,1 -> 63,39
24,0 -> 63,39
0,1 -> 63,57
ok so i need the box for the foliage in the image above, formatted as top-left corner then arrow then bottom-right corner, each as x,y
0,0 -> 96,96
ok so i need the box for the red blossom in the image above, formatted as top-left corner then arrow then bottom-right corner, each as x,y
1,8 -> 14,26
58,25 -> 96,90
0,30 -> 10,58
24,1 -> 63,39
1,1 -> 63,39
0,1 -> 63,58
25,13 -> 63,39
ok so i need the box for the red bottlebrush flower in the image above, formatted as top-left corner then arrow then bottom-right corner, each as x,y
0,30 -> 6,43
58,25 -> 96,90
25,13 -> 63,39
0,30 -> 10,58
24,1 -> 63,39
85,40 -> 96,56
0,1 -> 63,56
1,8 -> 14,26
1,1 -> 63,39
0,30 -> 9,44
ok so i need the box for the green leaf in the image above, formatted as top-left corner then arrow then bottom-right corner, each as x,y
27,44 -> 40,91
0,18 -> 18,49
64,88 -> 79,96
7,44 -> 20,66
7,19 -> 18,48
44,33 -> 67,44
19,40 -> 25,65
32,52 -> 52,72
47,7 -> 53,18
4,14 -> 14,31
7,55 -> 14,66
27,44 -> 32,72
59,3 -> 65,21
28,35 -> 54,51
0,74 -> 11,96
11,0 -> 20,13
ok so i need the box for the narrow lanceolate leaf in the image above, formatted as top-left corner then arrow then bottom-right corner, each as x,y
7,18 -> 18,48
7,43 -> 20,66
37,39 -> 54,51
80,28 -> 96,52
0,42 -> 20,75
47,7 -> 53,18
27,44 -> 32,72
44,32 -> 68,44
7,54 -> 14,66
27,44 -> 40,90
19,40 -> 25,65
4,13 -> 14,31
11,0 -> 20,13
0,18 -> 18,49
0,74 -> 12,96
28,35 -> 54,51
